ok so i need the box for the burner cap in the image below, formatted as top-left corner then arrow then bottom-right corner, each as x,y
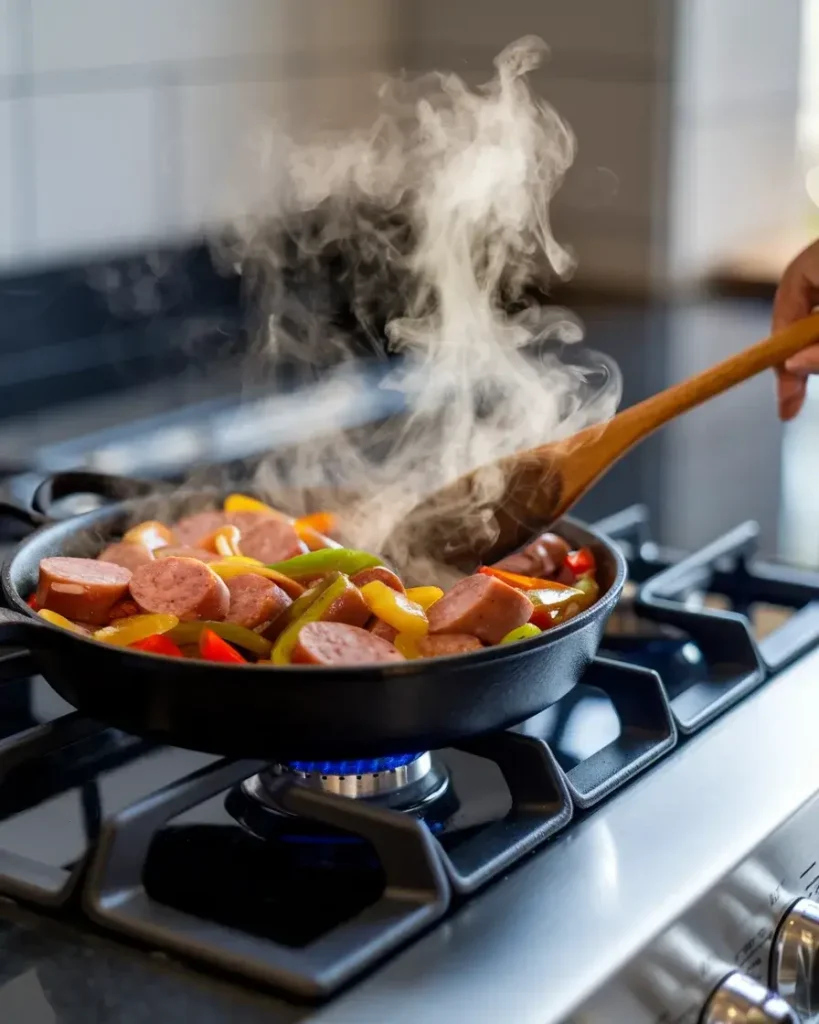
274,752 -> 435,799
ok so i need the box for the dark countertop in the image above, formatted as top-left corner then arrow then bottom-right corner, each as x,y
0,902 -> 306,1024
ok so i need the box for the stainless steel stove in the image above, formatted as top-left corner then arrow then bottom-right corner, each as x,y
1,503 -> 819,1023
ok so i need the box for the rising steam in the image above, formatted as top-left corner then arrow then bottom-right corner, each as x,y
221,36 -> 621,584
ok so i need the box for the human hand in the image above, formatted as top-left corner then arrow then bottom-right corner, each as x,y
773,240 -> 819,420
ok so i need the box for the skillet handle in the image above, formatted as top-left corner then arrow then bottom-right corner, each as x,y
32,471 -> 155,519
0,608 -> 48,645
0,501 -> 45,532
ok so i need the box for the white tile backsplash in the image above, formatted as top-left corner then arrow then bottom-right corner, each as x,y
175,79 -> 284,233
669,109 -> 799,280
31,89 -> 160,258
30,0 -> 284,74
0,0 -> 18,78
0,99 -> 16,263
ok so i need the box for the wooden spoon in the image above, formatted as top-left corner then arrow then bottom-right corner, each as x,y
389,312 -> 819,573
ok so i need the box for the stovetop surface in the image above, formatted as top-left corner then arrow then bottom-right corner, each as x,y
0,497 -> 817,1021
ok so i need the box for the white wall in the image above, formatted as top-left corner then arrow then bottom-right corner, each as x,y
0,0 -> 400,270
668,0 -> 803,284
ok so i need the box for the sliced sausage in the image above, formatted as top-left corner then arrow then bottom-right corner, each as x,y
239,519 -> 304,564
427,574 -> 533,646
108,597 -> 142,620
493,532 -> 572,580
37,557 -> 132,626
291,622 -> 404,666
324,580 -> 371,628
172,510 -> 230,547
129,557 -> 230,622
156,546 -> 219,563
225,574 -> 291,630
351,566 -> 405,593
416,633 -> 483,658
368,617 -> 398,643
227,510 -> 276,535
98,541 -> 155,573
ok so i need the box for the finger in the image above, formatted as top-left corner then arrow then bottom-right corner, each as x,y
772,249 -> 819,330
785,343 -> 819,375
776,367 -> 807,421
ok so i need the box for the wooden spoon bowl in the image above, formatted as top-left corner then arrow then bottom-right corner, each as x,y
388,312 -> 819,573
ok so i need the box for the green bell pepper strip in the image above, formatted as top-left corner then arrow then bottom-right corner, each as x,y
168,621 -> 272,658
500,623 -> 542,644
267,548 -> 382,580
271,574 -> 353,664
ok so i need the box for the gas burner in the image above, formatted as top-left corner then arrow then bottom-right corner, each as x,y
251,752 -> 448,810
273,752 -> 439,800
227,752 -> 453,843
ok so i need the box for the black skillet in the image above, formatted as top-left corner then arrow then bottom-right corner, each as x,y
0,471 -> 626,760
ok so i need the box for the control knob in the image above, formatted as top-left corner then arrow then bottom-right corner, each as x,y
701,971 -> 798,1023
771,896 -> 819,1020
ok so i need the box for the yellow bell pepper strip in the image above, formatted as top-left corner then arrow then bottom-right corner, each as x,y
477,566 -> 575,592
198,525 -> 242,557
271,574 -> 354,664
214,554 -> 263,566
529,586 -> 585,630
209,560 -> 305,599
500,623 -> 542,644
359,581 -> 428,637
394,633 -> 421,659
94,613 -> 179,647
123,520 -> 174,550
267,548 -> 382,581
223,493 -> 285,518
199,628 -> 247,664
405,586 -> 444,611
37,609 -> 89,635
168,621 -> 272,658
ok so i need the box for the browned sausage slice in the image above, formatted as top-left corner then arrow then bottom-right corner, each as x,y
156,546 -> 219,563
37,557 -> 132,626
492,532 -> 572,579
416,633 -> 483,658
239,519 -> 304,563
291,622 -> 404,666
108,597 -> 142,620
324,579 -> 371,628
368,617 -> 398,642
129,557 -> 230,621
351,566 -> 405,593
225,574 -> 291,630
227,510 -> 276,535
427,575 -> 533,646
172,510 -> 230,546
98,541 -> 155,573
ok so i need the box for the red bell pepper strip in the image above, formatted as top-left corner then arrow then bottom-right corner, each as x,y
131,634 -> 184,658
199,628 -> 247,664
565,548 -> 596,577
477,566 -> 577,592
26,594 -> 39,610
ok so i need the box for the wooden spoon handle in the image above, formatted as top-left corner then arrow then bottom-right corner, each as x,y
609,311 -> 819,446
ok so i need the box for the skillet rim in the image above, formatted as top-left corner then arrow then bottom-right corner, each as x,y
1,497 -> 627,676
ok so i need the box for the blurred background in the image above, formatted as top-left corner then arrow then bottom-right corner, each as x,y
0,0 -> 817,563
